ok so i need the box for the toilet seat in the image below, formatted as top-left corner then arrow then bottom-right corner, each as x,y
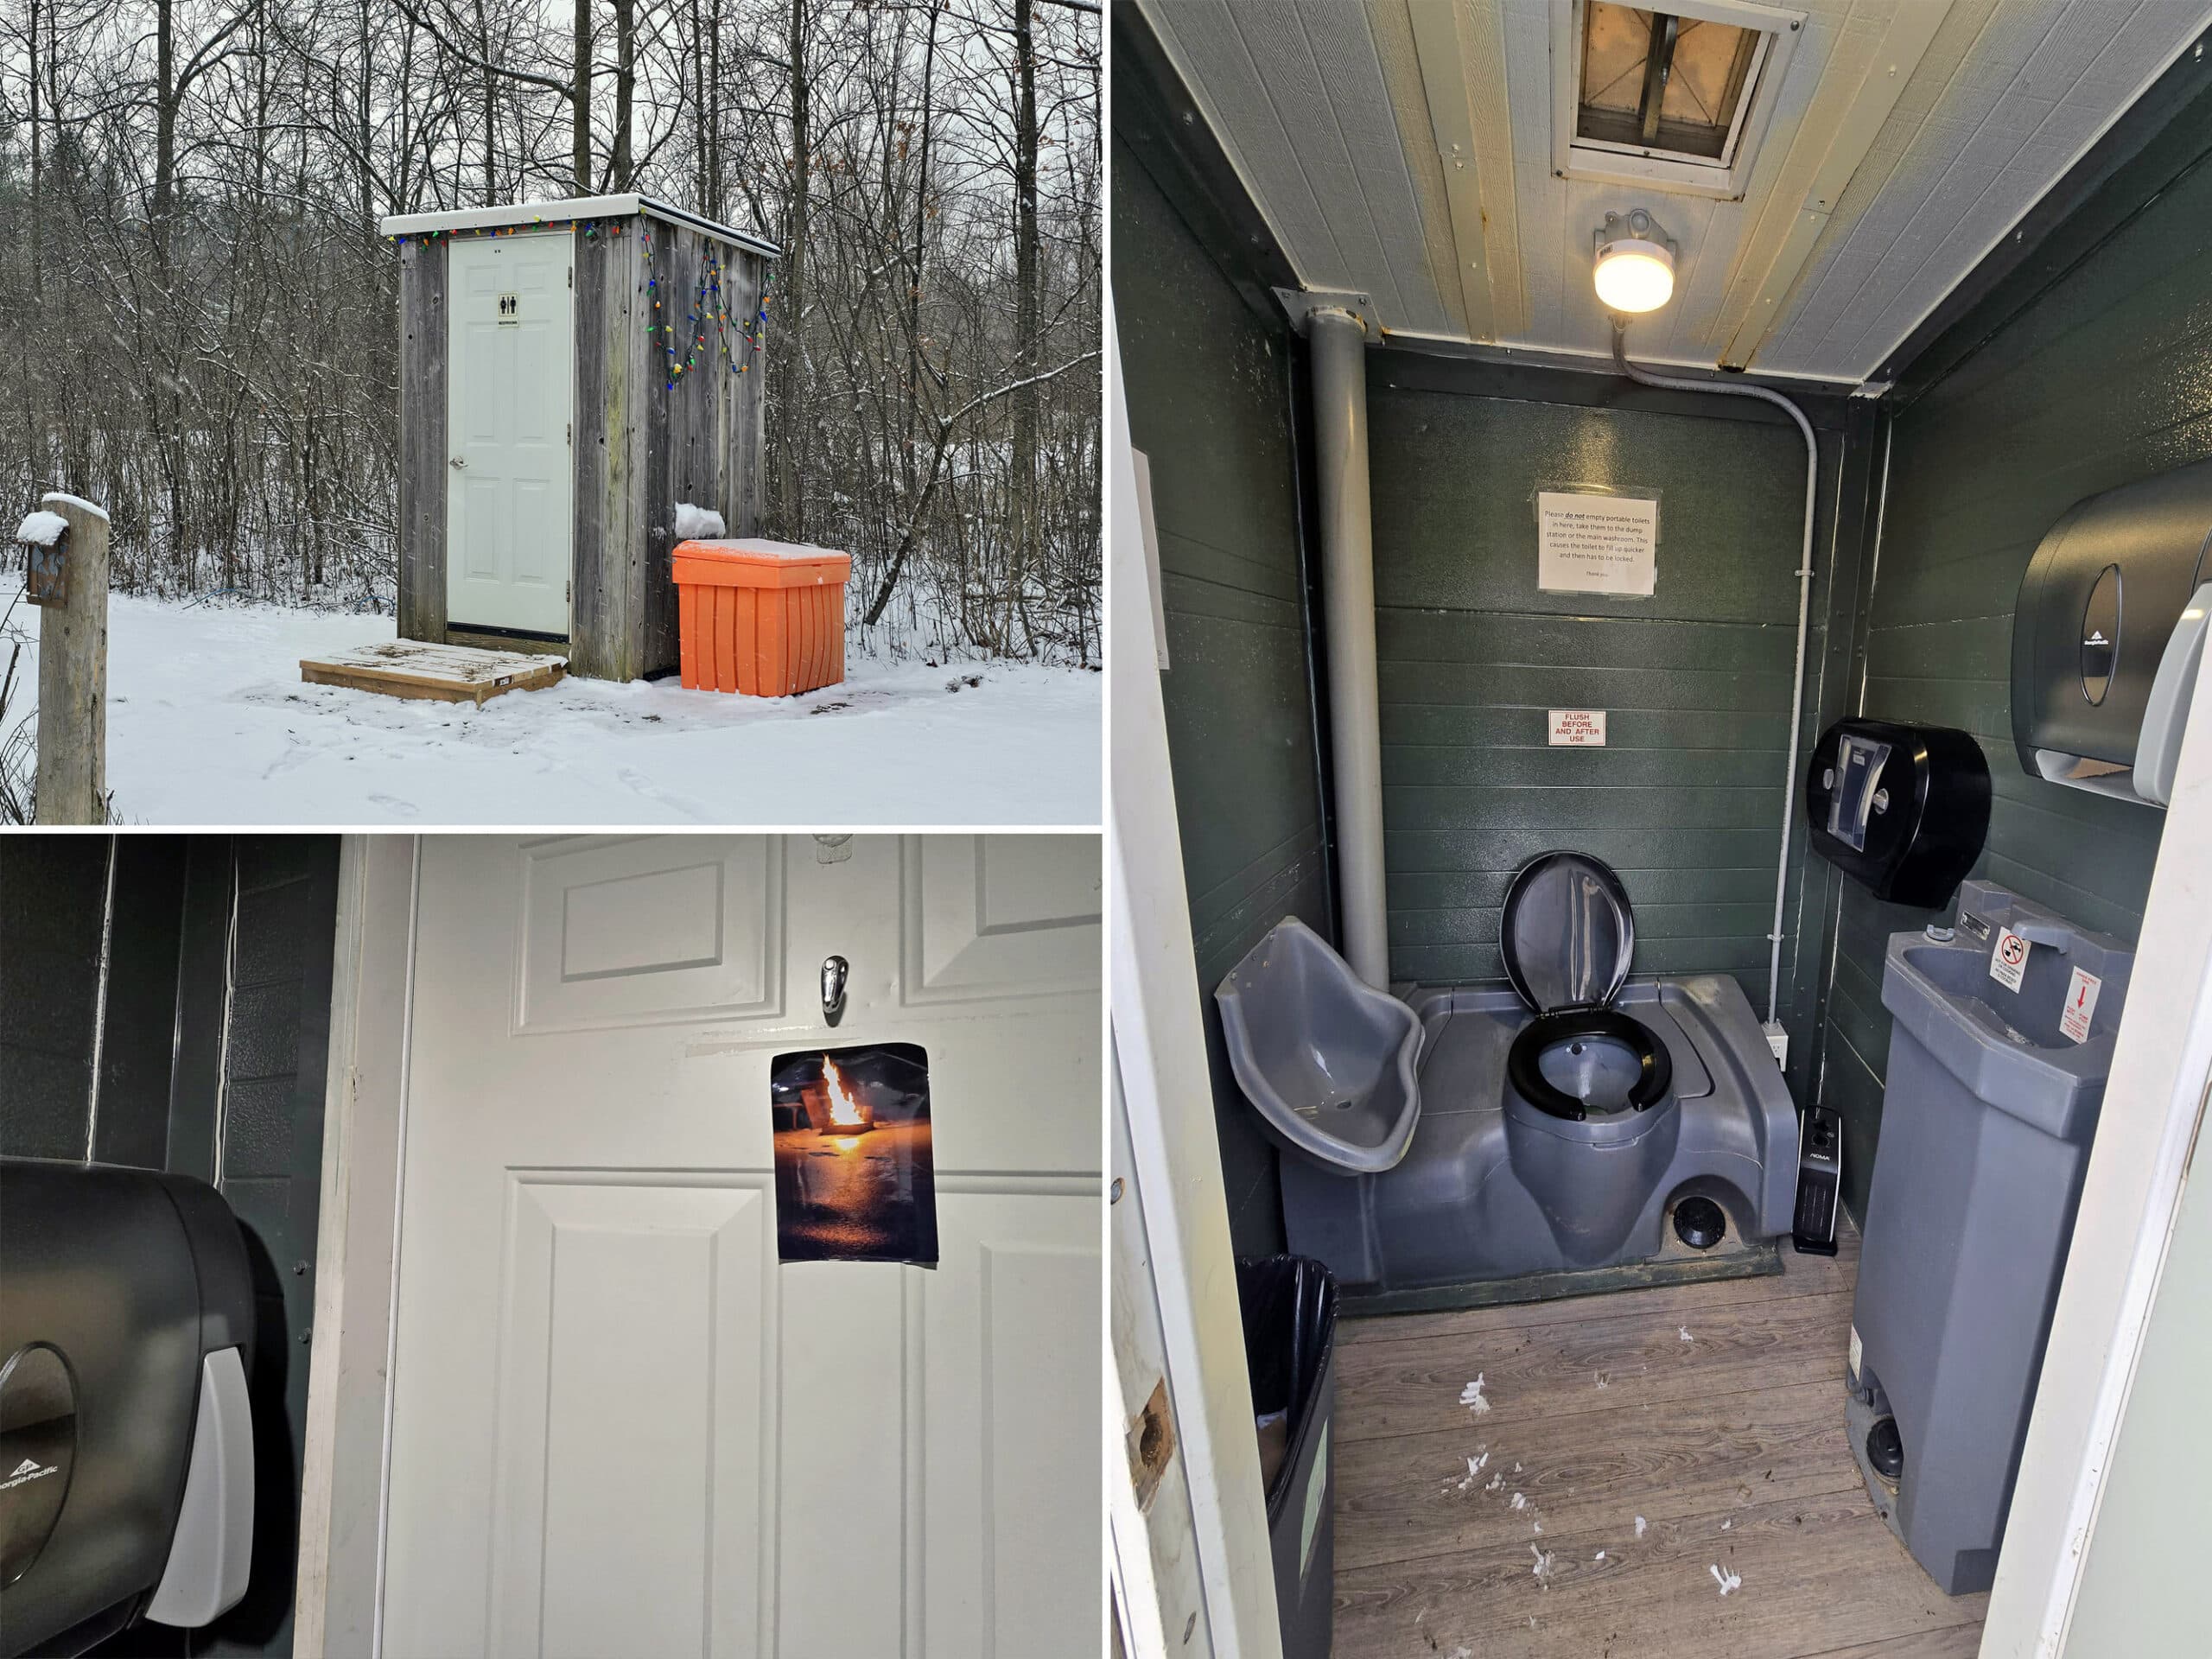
1498,851 -> 1672,1122
1506,1007 -> 1673,1122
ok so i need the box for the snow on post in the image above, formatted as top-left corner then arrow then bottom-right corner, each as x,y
24,491 -> 110,822
16,510 -> 67,548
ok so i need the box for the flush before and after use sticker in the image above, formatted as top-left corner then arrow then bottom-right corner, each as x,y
1548,709 -> 1607,747
1987,926 -> 2101,1044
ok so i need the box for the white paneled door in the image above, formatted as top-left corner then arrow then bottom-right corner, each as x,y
446,232 -> 573,637
379,835 -> 1102,1658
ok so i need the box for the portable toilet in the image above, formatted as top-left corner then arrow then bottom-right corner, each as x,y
378,195 -> 779,681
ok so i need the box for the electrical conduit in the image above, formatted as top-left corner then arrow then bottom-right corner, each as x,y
1611,320 -> 1817,1029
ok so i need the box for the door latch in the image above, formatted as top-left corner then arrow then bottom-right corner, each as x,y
820,956 -> 849,1027
448,456 -> 467,470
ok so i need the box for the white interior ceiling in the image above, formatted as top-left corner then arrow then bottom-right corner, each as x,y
1137,0 -> 2212,384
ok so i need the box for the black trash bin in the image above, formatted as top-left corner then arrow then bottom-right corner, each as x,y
1237,1255 -> 1339,1659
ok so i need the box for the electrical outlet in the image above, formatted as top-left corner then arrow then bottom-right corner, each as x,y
1763,1020 -> 1789,1067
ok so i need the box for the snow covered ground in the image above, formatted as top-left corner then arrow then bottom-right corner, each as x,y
5,586 -> 1100,824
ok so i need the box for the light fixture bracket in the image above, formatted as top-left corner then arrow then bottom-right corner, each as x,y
1592,207 -> 1678,264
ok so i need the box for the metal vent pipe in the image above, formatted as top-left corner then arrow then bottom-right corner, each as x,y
1309,308 -> 1390,988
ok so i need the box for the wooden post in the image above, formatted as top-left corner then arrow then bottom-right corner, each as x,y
32,492 -> 108,823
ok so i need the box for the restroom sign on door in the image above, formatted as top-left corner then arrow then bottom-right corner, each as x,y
1549,709 -> 1607,746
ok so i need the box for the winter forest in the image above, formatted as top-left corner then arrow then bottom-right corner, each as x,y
0,0 -> 1101,665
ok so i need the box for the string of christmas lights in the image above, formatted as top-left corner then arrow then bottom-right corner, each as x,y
639,222 -> 775,391
388,213 -> 775,395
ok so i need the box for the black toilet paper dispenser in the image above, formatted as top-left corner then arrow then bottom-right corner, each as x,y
1804,719 -> 1990,908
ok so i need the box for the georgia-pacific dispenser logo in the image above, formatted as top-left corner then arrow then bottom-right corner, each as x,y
2,1457 -> 58,1490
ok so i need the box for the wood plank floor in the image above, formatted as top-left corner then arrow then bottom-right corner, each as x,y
1330,1222 -> 1989,1658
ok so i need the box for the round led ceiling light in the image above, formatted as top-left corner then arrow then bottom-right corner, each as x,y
1592,209 -> 1678,315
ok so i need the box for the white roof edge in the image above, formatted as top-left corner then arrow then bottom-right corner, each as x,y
378,194 -> 779,257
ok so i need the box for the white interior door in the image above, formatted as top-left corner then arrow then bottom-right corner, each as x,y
446,232 -> 573,637
379,834 -> 1103,1657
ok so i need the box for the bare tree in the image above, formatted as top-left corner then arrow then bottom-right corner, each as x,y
0,0 -> 1101,666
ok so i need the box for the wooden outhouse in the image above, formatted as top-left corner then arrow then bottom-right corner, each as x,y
379,196 -> 778,681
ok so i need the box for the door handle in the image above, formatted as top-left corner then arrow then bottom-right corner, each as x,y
449,456 -> 467,470
820,956 -> 849,1027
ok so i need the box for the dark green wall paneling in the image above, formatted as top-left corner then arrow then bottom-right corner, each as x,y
93,840 -> 192,1171
0,836 -> 340,1657
1814,107 -> 2212,1218
1114,137 -> 1327,1258
0,839 -> 110,1160
205,836 -> 340,1659
1367,366 -> 1856,1096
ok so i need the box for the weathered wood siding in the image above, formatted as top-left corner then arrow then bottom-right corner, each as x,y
570,221 -> 647,680
730,251 -> 766,540
638,220 -> 770,676
396,237 -> 448,645
399,211 -> 767,680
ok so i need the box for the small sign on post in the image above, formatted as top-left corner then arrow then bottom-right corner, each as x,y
19,492 -> 109,823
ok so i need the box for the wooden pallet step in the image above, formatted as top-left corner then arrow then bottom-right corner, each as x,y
300,640 -> 568,706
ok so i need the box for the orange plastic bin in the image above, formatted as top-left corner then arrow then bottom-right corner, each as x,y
672,537 -> 851,696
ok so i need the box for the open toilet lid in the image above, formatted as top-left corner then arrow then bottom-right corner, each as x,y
1500,851 -> 1636,1014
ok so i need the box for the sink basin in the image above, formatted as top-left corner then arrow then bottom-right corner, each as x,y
1215,918 -> 1423,1174
1897,944 -> 2075,1050
1881,889 -> 2134,1142
1854,880 -> 2137,1593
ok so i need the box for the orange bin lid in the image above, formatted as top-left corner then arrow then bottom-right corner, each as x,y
671,537 -> 851,588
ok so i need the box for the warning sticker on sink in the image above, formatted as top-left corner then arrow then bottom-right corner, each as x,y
2060,967 -> 2102,1044
1989,927 -> 2030,993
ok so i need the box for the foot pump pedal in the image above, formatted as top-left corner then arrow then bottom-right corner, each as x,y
1792,1105 -> 1842,1255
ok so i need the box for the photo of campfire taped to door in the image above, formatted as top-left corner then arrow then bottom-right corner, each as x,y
771,1043 -> 938,1265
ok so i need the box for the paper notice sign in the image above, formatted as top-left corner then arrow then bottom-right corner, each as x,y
2060,967 -> 2102,1044
1536,492 -> 1659,595
1990,927 -> 2029,992
1549,709 -> 1607,747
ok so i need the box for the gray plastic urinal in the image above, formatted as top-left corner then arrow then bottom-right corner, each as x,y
1215,918 -> 1423,1175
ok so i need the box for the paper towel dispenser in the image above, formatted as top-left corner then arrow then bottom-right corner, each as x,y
2012,457 -> 2212,807
0,1161 -> 256,1656
1804,718 -> 1990,907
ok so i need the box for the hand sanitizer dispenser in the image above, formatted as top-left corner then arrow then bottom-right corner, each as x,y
2012,456 -> 2212,807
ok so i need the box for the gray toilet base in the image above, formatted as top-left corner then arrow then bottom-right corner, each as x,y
1337,1234 -> 1782,1317
1278,976 -> 1800,1293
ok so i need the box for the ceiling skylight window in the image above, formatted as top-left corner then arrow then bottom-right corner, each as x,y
1579,6 -> 1763,161
1551,1 -> 1804,200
